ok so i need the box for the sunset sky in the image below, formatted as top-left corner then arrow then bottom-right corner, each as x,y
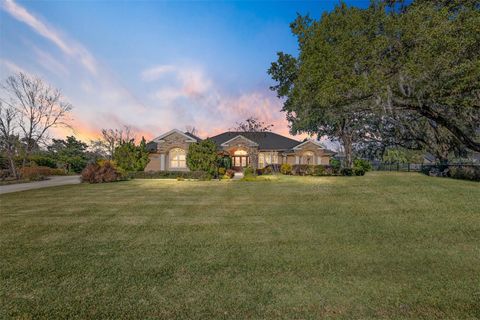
0,0 -> 369,143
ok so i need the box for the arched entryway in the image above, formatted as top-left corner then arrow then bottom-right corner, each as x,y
231,149 -> 249,171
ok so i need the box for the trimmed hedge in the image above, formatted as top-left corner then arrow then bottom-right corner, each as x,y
291,165 -> 340,176
130,170 -> 210,180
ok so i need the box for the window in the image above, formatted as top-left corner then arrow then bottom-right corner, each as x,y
233,149 -> 248,156
302,151 -> 314,165
169,148 -> 186,168
258,152 -> 278,168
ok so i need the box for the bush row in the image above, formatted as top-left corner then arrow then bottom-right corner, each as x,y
128,170 -> 212,180
19,166 -> 67,181
421,164 -> 480,181
253,164 -> 368,176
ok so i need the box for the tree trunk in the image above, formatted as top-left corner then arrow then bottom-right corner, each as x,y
8,155 -> 18,180
341,133 -> 353,168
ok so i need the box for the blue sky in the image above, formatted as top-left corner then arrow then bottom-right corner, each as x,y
0,0 -> 369,141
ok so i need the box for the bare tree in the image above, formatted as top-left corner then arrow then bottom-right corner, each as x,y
0,72 -> 73,166
0,103 -> 20,178
233,116 -> 274,133
185,125 -> 197,136
101,125 -> 134,159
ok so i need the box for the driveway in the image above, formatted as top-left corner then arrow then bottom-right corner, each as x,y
0,175 -> 81,195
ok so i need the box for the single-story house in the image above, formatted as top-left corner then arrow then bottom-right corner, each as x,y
144,129 -> 336,172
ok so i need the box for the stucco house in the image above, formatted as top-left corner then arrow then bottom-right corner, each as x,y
144,129 -> 336,172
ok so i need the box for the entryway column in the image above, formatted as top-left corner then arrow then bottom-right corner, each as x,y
160,154 -> 165,171
295,156 -> 300,164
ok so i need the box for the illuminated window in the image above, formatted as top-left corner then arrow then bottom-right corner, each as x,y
234,149 -> 248,156
302,151 -> 314,165
258,152 -> 278,168
169,148 -> 186,168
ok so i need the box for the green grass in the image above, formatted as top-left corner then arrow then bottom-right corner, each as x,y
1,172 -> 479,319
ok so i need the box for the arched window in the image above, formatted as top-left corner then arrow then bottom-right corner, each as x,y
169,148 -> 186,168
302,151 -> 314,165
234,149 -> 248,156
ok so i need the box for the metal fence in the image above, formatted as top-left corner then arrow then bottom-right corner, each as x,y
372,163 -> 423,172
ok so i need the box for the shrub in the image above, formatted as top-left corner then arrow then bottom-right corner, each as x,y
353,167 -> 366,176
313,165 -> 325,176
421,164 -> 449,177
448,165 -> 480,181
218,167 -> 226,176
353,159 -> 372,172
263,166 -> 272,175
218,156 -> 232,170
280,163 -> 292,175
29,155 -> 57,168
292,165 -> 308,176
129,170 -> 209,180
292,165 -> 315,176
330,158 -> 341,172
0,169 -> 11,180
187,139 -> 218,176
19,166 -> 66,181
243,166 -> 255,177
81,161 -> 124,183
225,169 -> 235,179
340,168 -> 354,176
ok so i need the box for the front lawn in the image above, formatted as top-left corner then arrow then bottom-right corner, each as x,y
1,172 -> 479,319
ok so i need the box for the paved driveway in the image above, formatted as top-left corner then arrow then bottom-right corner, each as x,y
0,175 -> 81,195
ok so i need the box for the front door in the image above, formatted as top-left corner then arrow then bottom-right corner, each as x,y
232,156 -> 249,171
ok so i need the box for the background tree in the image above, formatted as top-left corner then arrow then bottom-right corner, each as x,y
385,0 -> 480,152
0,103 -> 20,178
0,72 -> 73,166
186,139 -> 218,177
113,137 -> 149,172
269,4 -> 388,167
47,136 -> 89,173
101,126 -> 133,159
234,116 -> 274,133
269,1 -> 479,166
185,125 -> 198,137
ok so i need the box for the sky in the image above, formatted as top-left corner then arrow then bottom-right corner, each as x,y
0,0 -> 370,143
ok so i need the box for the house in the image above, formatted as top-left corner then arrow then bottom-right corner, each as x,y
144,129 -> 336,172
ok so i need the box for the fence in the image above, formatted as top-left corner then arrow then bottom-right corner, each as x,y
372,162 -> 423,172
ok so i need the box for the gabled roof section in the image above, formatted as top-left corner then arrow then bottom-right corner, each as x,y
220,134 -> 259,147
184,131 -> 202,141
209,131 -> 301,150
292,139 -> 336,155
292,139 -> 325,150
152,129 -> 198,143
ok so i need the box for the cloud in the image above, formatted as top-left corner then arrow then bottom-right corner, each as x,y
0,58 -> 29,75
2,0 -> 97,75
141,65 -> 176,81
142,64 -> 306,140
32,46 -> 69,77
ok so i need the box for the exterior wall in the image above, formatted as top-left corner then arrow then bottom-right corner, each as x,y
293,141 -> 333,166
221,136 -> 259,169
149,131 -> 195,171
144,154 -> 161,171
286,155 -> 296,165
